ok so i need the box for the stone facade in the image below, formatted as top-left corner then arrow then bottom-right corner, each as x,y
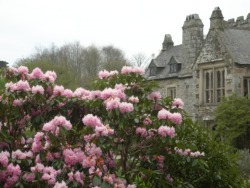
145,7 -> 250,124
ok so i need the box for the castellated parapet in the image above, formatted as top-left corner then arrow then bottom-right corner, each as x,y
225,13 -> 250,28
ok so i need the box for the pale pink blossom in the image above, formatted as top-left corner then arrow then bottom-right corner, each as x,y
6,163 -> 21,176
42,116 -> 72,134
172,98 -> 184,109
157,109 -> 171,120
98,70 -> 110,79
119,102 -> 134,113
143,117 -> 152,125
158,126 -> 175,138
62,89 -> 73,98
169,112 -> 182,125
95,125 -> 114,137
32,85 -> 44,95
82,114 -> 103,128
148,91 -> 161,100
115,84 -> 126,92
121,66 -> 133,74
136,127 -> 147,137
0,151 -> 10,167
29,67 -> 44,79
16,80 -> 30,91
128,96 -> 139,103
104,97 -> 120,111
23,173 -> 35,182
127,185 -> 137,188
44,71 -> 57,82
53,180 -> 68,188
53,85 -> 65,96
73,171 -> 85,185
132,67 -> 145,75
17,66 -> 29,74
73,87 -> 90,98
13,99 -> 24,106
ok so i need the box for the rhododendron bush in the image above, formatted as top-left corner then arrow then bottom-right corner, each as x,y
0,66 -> 246,188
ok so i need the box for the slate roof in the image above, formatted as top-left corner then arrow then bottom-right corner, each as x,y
146,45 -> 192,80
219,29 -> 250,64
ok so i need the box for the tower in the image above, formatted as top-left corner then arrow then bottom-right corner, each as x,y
182,14 -> 204,65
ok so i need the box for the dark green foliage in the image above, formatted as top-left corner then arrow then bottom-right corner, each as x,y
215,94 -> 250,149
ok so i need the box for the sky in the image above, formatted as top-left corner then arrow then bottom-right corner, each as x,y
1,0 -> 250,66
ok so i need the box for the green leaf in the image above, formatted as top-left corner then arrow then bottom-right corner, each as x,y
93,176 -> 101,186
192,159 -> 198,167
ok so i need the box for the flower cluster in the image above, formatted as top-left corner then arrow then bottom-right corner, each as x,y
157,109 -> 182,125
0,65 -> 206,188
175,148 -> 205,157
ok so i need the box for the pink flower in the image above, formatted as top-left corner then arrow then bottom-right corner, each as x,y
143,117 -> 152,125
82,114 -> 103,128
17,66 -> 29,74
119,102 -> 134,113
127,185 -> 137,188
32,85 -> 44,95
95,125 -> 114,137
98,70 -> 110,79
136,127 -> 147,137
158,126 -> 175,138
169,112 -> 182,125
128,96 -> 139,103
172,98 -> 184,109
133,67 -> 145,75
13,99 -> 24,106
29,67 -> 44,79
53,85 -> 65,96
42,116 -> 72,134
0,151 -> 10,167
23,173 -> 35,182
16,80 -> 30,91
7,163 -> 21,176
121,66 -> 133,74
104,97 -> 120,111
73,87 -> 90,98
148,91 -> 161,100
44,71 -> 57,82
157,109 -> 171,120
53,181 -> 68,188
73,171 -> 85,185
62,89 -> 73,98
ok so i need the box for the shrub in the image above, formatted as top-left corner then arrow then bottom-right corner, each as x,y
0,66 -> 247,187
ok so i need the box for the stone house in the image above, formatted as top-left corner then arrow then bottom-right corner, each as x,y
145,7 -> 250,124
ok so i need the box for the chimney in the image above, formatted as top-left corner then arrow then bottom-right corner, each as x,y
182,14 -> 204,64
210,7 -> 224,30
162,34 -> 174,51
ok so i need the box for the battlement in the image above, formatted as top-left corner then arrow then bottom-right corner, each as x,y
226,13 -> 250,29
183,14 -> 203,28
186,14 -> 200,21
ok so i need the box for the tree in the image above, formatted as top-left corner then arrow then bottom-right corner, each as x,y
129,53 -> 150,68
101,45 -> 129,71
15,43 -> 129,89
215,94 -> 250,149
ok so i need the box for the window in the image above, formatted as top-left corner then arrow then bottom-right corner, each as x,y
167,87 -> 176,99
204,68 -> 225,104
170,64 -> 177,73
150,67 -> 156,76
244,78 -> 250,98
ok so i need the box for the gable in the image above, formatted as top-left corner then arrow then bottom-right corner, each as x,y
194,30 -> 228,67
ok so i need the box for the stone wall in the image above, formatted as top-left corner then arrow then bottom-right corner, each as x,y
157,77 -> 196,118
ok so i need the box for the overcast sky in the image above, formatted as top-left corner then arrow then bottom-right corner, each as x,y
1,0 -> 250,66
